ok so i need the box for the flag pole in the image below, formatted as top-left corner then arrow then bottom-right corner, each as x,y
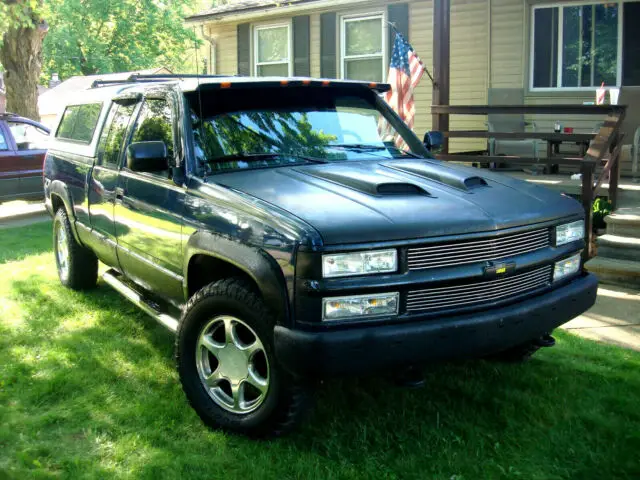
385,21 -> 435,85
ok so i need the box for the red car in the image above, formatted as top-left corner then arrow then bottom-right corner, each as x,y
0,113 -> 50,203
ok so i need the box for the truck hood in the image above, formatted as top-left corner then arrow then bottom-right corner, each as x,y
211,159 -> 583,245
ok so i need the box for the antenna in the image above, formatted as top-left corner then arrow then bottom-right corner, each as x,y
193,28 -> 208,182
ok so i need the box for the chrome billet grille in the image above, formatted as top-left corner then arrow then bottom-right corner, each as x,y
406,265 -> 552,313
407,228 -> 551,270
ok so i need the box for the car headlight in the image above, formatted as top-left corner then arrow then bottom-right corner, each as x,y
555,220 -> 584,246
322,292 -> 399,321
553,253 -> 582,282
322,249 -> 397,278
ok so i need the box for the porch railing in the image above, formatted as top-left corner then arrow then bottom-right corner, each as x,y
430,104 -> 627,259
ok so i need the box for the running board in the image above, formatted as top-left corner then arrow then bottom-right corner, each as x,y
102,270 -> 179,333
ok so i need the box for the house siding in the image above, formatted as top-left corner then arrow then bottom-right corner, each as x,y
490,0 -> 524,89
450,0 -> 489,152
196,0 -> 634,170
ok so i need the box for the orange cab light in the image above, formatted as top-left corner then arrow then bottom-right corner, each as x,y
321,80 -> 331,86
302,79 -> 312,85
280,80 -> 289,86
220,82 -> 232,89
369,82 -> 378,88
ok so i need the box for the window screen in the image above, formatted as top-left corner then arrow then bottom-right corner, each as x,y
255,25 -> 290,76
532,4 -> 619,88
56,103 -> 102,143
623,2 -> 640,86
342,16 -> 384,83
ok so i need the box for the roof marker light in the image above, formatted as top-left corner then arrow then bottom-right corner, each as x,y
280,80 -> 289,86
322,80 -> 330,86
220,82 -> 232,89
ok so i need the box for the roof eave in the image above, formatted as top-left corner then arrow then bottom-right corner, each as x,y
185,0 -> 371,24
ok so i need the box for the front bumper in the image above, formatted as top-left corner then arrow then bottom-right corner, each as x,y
274,273 -> 598,376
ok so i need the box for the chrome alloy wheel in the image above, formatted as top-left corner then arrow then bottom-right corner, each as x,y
56,223 -> 70,280
196,316 -> 270,414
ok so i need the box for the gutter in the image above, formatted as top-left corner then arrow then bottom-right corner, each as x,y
200,25 -> 217,75
185,0 -> 378,25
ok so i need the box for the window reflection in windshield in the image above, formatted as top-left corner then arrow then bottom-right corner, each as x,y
189,90 -> 421,174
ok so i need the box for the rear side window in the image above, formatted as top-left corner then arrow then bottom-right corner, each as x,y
56,103 -> 102,143
99,104 -> 136,167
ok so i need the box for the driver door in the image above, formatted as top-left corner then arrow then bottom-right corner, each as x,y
114,95 -> 186,304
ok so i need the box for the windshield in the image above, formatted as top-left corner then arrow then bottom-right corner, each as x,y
187,87 -> 428,174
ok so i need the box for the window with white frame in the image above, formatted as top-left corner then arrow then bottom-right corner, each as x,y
254,24 -> 291,76
341,15 -> 385,83
531,2 -> 624,89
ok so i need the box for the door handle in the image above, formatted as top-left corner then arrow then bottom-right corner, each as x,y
115,187 -> 124,200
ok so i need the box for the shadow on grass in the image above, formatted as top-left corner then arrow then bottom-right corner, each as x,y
2,273 -> 640,479
0,221 -> 52,264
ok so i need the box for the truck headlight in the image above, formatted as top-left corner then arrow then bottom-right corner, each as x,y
322,249 -> 397,278
322,292 -> 399,321
555,220 -> 584,246
553,253 -> 582,282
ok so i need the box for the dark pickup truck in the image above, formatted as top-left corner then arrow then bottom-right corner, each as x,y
43,75 -> 598,437
0,113 -> 50,202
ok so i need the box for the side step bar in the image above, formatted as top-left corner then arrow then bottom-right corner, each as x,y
102,270 -> 179,333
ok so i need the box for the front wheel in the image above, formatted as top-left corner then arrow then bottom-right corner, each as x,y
175,277 -> 311,437
53,208 -> 98,290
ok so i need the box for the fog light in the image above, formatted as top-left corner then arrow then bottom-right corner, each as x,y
553,253 -> 581,282
322,292 -> 399,321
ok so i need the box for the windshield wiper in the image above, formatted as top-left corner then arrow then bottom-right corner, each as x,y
330,143 -> 423,159
205,152 -> 326,165
329,143 -> 388,151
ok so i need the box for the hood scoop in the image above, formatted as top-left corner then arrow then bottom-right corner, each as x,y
383,161 -> 488,192
293,165 -> 430,197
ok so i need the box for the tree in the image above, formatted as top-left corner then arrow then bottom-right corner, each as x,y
0,0 -> 48,119
41,0 -> 198,80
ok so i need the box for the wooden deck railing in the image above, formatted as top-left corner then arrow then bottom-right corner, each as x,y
430,104 -> 627,259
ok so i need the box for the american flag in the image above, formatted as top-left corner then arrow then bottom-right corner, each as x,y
380,32 -> 427,147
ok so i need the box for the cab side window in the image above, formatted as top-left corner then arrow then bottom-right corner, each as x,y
130,98 -> 174,178
0,128 -> 8,150
101,104 -> 136,168
7,122 -> 49,151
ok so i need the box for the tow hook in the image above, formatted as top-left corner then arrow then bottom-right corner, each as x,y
394,365 -> 426,389
534,333 -> 556,348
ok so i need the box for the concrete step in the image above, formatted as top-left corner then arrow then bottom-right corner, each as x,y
585,256 -> 640,289
596,234 -> 640,261
605,207 -> 640,238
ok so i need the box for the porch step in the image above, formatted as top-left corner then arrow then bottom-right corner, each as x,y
585,257 -> 640,289
596,234 -> 640,262
604,208 -> 640,238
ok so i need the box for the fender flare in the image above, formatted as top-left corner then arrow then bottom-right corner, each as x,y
183,231 -> 291,326
48,180 -> 82,244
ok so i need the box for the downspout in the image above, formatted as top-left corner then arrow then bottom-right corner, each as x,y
201,25 -> 217,75
487,0 -> 491,90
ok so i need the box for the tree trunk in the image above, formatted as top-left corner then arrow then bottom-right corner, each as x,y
0,18 -> 48,120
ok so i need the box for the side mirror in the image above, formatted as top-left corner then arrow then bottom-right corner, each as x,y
126,141 -> 168,172
423,131 -> 444,153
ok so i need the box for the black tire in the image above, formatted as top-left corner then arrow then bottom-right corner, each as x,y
53,208 -> 99,290
175,277 -> 311,437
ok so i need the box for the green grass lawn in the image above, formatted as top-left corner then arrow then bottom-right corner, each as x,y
1,221 -> 639,480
